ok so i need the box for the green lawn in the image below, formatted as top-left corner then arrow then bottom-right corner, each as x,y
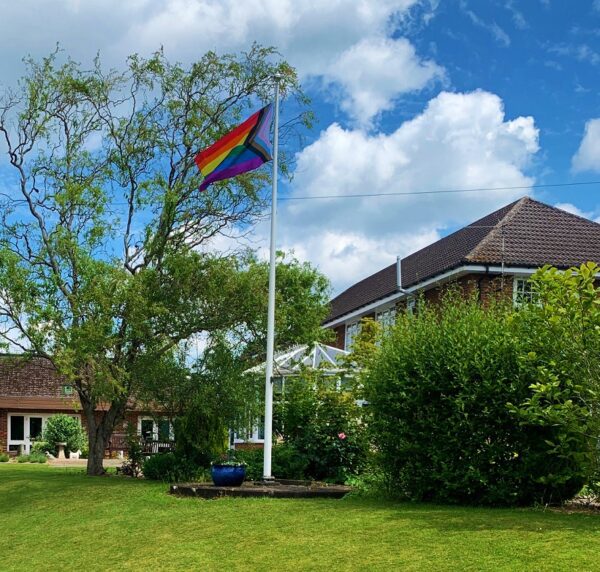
1,464 -> 599,571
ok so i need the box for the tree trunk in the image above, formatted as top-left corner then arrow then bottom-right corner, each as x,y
82,398 -> 126,476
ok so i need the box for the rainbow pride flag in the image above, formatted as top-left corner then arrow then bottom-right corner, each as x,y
195,104 -> 274,191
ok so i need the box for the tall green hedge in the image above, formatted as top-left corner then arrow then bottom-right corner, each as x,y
364,270 -> 599,506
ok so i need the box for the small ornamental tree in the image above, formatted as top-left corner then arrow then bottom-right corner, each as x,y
364,280 -> 599,506
43,414 -> 86,456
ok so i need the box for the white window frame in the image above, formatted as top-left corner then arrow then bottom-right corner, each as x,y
344,321 -> 360,351
7,413 -> 81,453
376,306 -> 396,329
406,297 -> 416,314
513,276 -> 536,307
232,424 -> 265,445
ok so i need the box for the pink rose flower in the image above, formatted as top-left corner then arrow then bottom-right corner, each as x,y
338,432 -> 346,440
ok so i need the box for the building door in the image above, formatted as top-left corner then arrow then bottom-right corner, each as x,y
8,415 -> 25,453
9,415 -> 46,453
27,416 -> 44,453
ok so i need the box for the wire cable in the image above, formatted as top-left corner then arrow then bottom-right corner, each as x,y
277,180 -> 600,201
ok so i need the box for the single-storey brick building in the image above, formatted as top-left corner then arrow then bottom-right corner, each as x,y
0,355 -> 170,455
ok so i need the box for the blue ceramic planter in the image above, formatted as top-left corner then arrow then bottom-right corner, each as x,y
211,464 -> 246,487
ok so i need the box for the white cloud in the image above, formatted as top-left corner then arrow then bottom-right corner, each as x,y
272,90 -> 539,292
555,202 -> 600,224
572,119 -> 600,173
460,2 -> 511,47
324,37 -> 443,125
0,1 -> 441,125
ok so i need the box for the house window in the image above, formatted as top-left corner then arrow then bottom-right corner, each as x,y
376,307 -> 396,329
140,419 -> 154,440
513,277 -> 536,307
138,417 -> 173,441
406,298 -> 416,315
345,321 -> 360,351
61,385 -> 74,396
232,417 -> 264,444
10,415 -> 24,441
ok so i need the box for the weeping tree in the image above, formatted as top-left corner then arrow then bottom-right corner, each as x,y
138,252 -> 332,465
0,46 -> 310,475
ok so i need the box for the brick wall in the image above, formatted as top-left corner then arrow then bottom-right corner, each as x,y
333,325 -> 345,349
0,410 -> 6,452
326,272 -> 515,344
423,273 -> 513,305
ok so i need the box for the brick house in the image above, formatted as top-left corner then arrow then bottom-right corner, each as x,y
0,355 -> 171,455
324,197 -> 600,349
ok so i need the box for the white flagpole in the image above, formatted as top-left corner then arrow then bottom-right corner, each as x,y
263,74 -> 281,481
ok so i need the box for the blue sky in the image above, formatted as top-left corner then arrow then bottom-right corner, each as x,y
0,0 -> 599,294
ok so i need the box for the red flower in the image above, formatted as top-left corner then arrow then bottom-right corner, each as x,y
338,432 -> 346,440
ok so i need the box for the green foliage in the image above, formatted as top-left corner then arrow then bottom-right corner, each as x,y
274,371 -> 369,483
43,415 -> 86,456
0,454 -> 9,462
365,277 -> 599,506
120,424 -> 144,478
0,46 -> 311,475
142,453 -> 198,482
16,453 -> 46,463
30,441 -> 51,455
508,262 -> 600,498
235,444 -> 309,481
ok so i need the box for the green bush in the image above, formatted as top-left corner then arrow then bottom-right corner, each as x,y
365,283 -> 598,506
43,414 -> 86,457
142,453 -> 198,482
30,441 -> 51,455
0,453 -> 9,462
16,453 -> 47,463
120,424 -> 144,477
235,444 -> 309,481
274,372 -> 369,483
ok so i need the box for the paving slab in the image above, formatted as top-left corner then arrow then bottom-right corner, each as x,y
170,480 -> 352,499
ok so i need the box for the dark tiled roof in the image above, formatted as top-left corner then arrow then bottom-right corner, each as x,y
0,355 -> 64,398
326,197 -> 600,323
326,263 -> 397,325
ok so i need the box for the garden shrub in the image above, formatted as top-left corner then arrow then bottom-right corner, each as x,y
274,372 -> 369,483
364,279 -> 599,507
17,455 -> 30,463
142,453 -> 198,482
28,453 -> 47,464
120,424 -> 144,478
43,414 -> 85,457
30,441 -> 51,456
0,453 -> 9,462
235,444 -> 309,481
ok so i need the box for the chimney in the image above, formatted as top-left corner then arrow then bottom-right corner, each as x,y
396,255 -> 402,291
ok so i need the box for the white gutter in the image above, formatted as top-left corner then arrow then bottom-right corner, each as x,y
323,264 -> 541,329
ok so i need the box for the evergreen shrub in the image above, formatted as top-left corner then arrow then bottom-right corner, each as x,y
142,453 -> 198,482
43,414 -> 85,457
365,282 -> 598,506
